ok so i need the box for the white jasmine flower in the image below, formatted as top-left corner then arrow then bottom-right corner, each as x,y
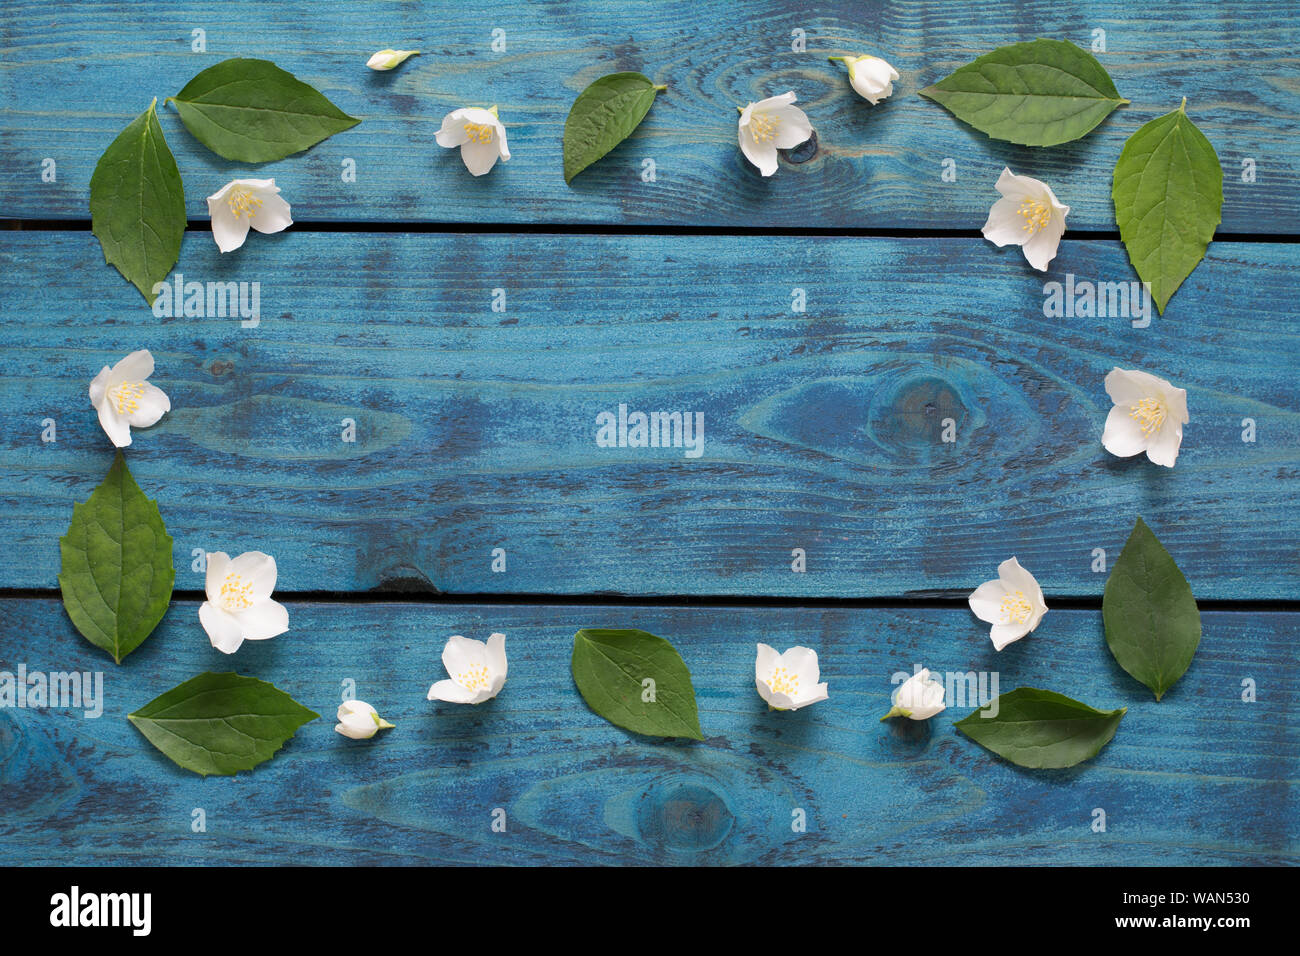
206,178 -> 293,254
968,557 -> 1048,651
198,551 -> 289,654
366,49 -> 419,71
981,167 -> 1069,271
882,668 -> 946,720
738,92 -> 813,177
755,643 -> 828,710
428,633 -> 507,703
1101,367 -> 1190,468
829,54 -> 899,104
435,106 -> 510,176
88,349 -> 170,448
335,700 -> 395,739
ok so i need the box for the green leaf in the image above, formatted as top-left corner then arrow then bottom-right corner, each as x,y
571,628 -> 704,739
128,672 -> 319,777
1112,100 -> 1224,313
89,99 -> 185,304
1103,516 -> 1202,700
563,72 -> 665,183
955,687 -> 1125,769
58,452 -> 174,664
919,38 -> 1127,146
168,57 -> 360,163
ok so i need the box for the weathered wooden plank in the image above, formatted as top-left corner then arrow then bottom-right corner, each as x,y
1,231 -> 1297,599
0,599 -> 1293,865
0,0 -> 1293,230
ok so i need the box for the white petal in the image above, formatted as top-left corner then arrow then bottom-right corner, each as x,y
88,366 -> 111,408
209,207 -> 251,253
442,634 -> 488,677
755,642 -> 779,681
199,602 -> 245,654
335,718 -> 375,740
486,632 -> 508,680
203,552 -> 231,603
968,579 -> 1007,624
982,196 -> 1030,248
1104,367 -> 1155,405
493,120 -> 510,161
997,557 -> 1035,595
111,349 -> 155,383
250,193 -> 293,235
435,108 -> 472,148
459,139 -> 501,176
1102,405 -> 1150,458
753,91 -> 798,112
995,167 -> 1045,201
1165,384 -> 1190,425
1021,216 -> 1065,271
777,646 -> 821,685
990,622 -> 1029,651
770,103 -> 813,148
849,57 -> 898,103
739,127 -> 779,176
1146,423 -> 1184,467
124,382 -> 170,428
96,402 -> 132,447
338,700 -> 377,721
428,678 -> 479,703
791,683 -> 829,709
238,599 -> 289,641
755,675 -> 778,707
227,551 -> 278,600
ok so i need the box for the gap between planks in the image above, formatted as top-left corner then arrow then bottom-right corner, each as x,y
1,588 -> 1297,613
2,219 -> 1300,243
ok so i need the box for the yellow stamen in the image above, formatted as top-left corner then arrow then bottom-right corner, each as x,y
1000,590 -> 1034,625
219,574 -> 255,611
108,382 -> 146,415
226,187 -> 263,219
1129,397 -> 1167,436
458,664 -> 491,691
766,666 -> 801,696
749,111 -> 780,144
1017,198 -> 1051,235
463,122 -> 495,144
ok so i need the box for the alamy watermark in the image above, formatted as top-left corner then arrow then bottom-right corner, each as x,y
150,273 -> 260,327
891,664 -> 1000,716
595,403 -> 704,459
0,664 -> 103,718
1043,274 -> 1152,327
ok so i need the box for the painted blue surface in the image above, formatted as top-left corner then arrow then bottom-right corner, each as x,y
0,0 -> 1296,867
0,0 -> 1294,230
0,232 -> 1296,598
0,601 -> 1294,865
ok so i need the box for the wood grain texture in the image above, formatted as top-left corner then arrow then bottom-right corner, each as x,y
0,0 -> 1294,230
0,599 -> 1293,865
2,231 -> 1297,599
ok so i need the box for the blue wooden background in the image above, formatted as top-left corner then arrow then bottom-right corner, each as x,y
1,0 -> 1297,865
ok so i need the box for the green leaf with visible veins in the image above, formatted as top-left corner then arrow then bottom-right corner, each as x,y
571,628 -> 704,739
563,72 -> 665,183
1103,516 -> 1202,700
955,687 -> 1125,769
1112,100 -> 1224,313
89,99 -> 185,304
919,38 -> 1127,146
129,672 -> 319,777
58,452 -> 174,664
168,57 -> 360,163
